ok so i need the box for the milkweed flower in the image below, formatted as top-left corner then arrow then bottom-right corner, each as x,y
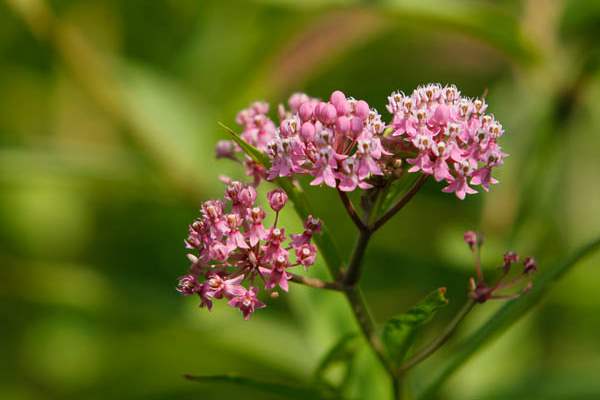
218,85 -> 507,199
267,90 -> 388,192
177,182 -> 320,319
387,84 -> 507,199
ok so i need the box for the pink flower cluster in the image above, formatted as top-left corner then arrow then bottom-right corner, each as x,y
267,90 -> 387,192
387,84 -> 507,199
177,182 -> 320,319
218,84 -> 507,199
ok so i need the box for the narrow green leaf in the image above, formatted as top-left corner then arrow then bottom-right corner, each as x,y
419,237 -> 600,399
253,0 -> 538,65
378,0 -> 539,65
382,288 -> 449,366
184,374 -> 342,400
314,333 -> 361,387
218,122 -> 271,167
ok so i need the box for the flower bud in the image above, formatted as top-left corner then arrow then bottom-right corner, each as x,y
350,116 -> 363,136
330,90 -> 346,106
319,103 -> 337,124
215,140 -> 235,159
335,116 -> 350,134
300,121 -> 316,141
355,100 -> 370,120
503,251 -> 519,272
299,102 -> 314,122
523,257 -> 537,274
463,230 -> 480,249
267,188 -> 288,212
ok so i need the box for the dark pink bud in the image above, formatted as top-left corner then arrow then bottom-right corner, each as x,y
299,102 -> 315,122
523,257 -> 537,274
503,251 -> 519,271
335,116 -> 350,134
335,100 -> 351,116
288,93 -> 307,112
300,121 -> 316,141
463,230 -> 480,249
355,100 -> 370,120
314,102 -> 326,120
330,90 -> 346,106
320,103 -> 337,124
267,188 -> 288,212
350,116 -> 363,136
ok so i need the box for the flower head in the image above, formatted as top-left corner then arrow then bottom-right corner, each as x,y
177,181 -> 320,319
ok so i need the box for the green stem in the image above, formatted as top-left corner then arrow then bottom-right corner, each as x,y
343,229 -> 372,286
338,189 -> 367,230
370,175 -> 428,233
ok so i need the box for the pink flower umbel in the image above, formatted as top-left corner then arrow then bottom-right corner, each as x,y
177,181 -> 320,319
387,84 -> 507,199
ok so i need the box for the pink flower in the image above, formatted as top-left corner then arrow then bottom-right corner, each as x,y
176,274 -> 200,296
442,162 -> 478,199
228,287 -> 265,320
205,274 -> 245,299
247,207 -> 267,246
470,167 -> 498,192
260,252 -> 291,292
295,243 -> 317,268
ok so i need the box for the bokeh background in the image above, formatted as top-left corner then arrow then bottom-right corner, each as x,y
1,0 -> 600,399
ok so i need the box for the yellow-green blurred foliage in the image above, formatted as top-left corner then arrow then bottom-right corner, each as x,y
1,0 -> 599,399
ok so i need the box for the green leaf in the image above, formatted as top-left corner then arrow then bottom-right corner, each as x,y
218,122 -> 271,168
314,333 -> 361,388
184,374 -> 343,400
253,0 -> 538,65
378,0 -> 538,65
382,288 -> 449,366
418,236 -> 600,399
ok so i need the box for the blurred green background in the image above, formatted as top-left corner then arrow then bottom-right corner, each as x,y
1,0 -> 600,399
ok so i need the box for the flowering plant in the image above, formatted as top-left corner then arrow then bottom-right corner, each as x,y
178,84 -> 539,399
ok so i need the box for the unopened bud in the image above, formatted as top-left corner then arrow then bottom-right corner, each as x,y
523,257 -> 537,274
464,230 -> 483,249
215,140 -> 235,159
267,188 -> 288,212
